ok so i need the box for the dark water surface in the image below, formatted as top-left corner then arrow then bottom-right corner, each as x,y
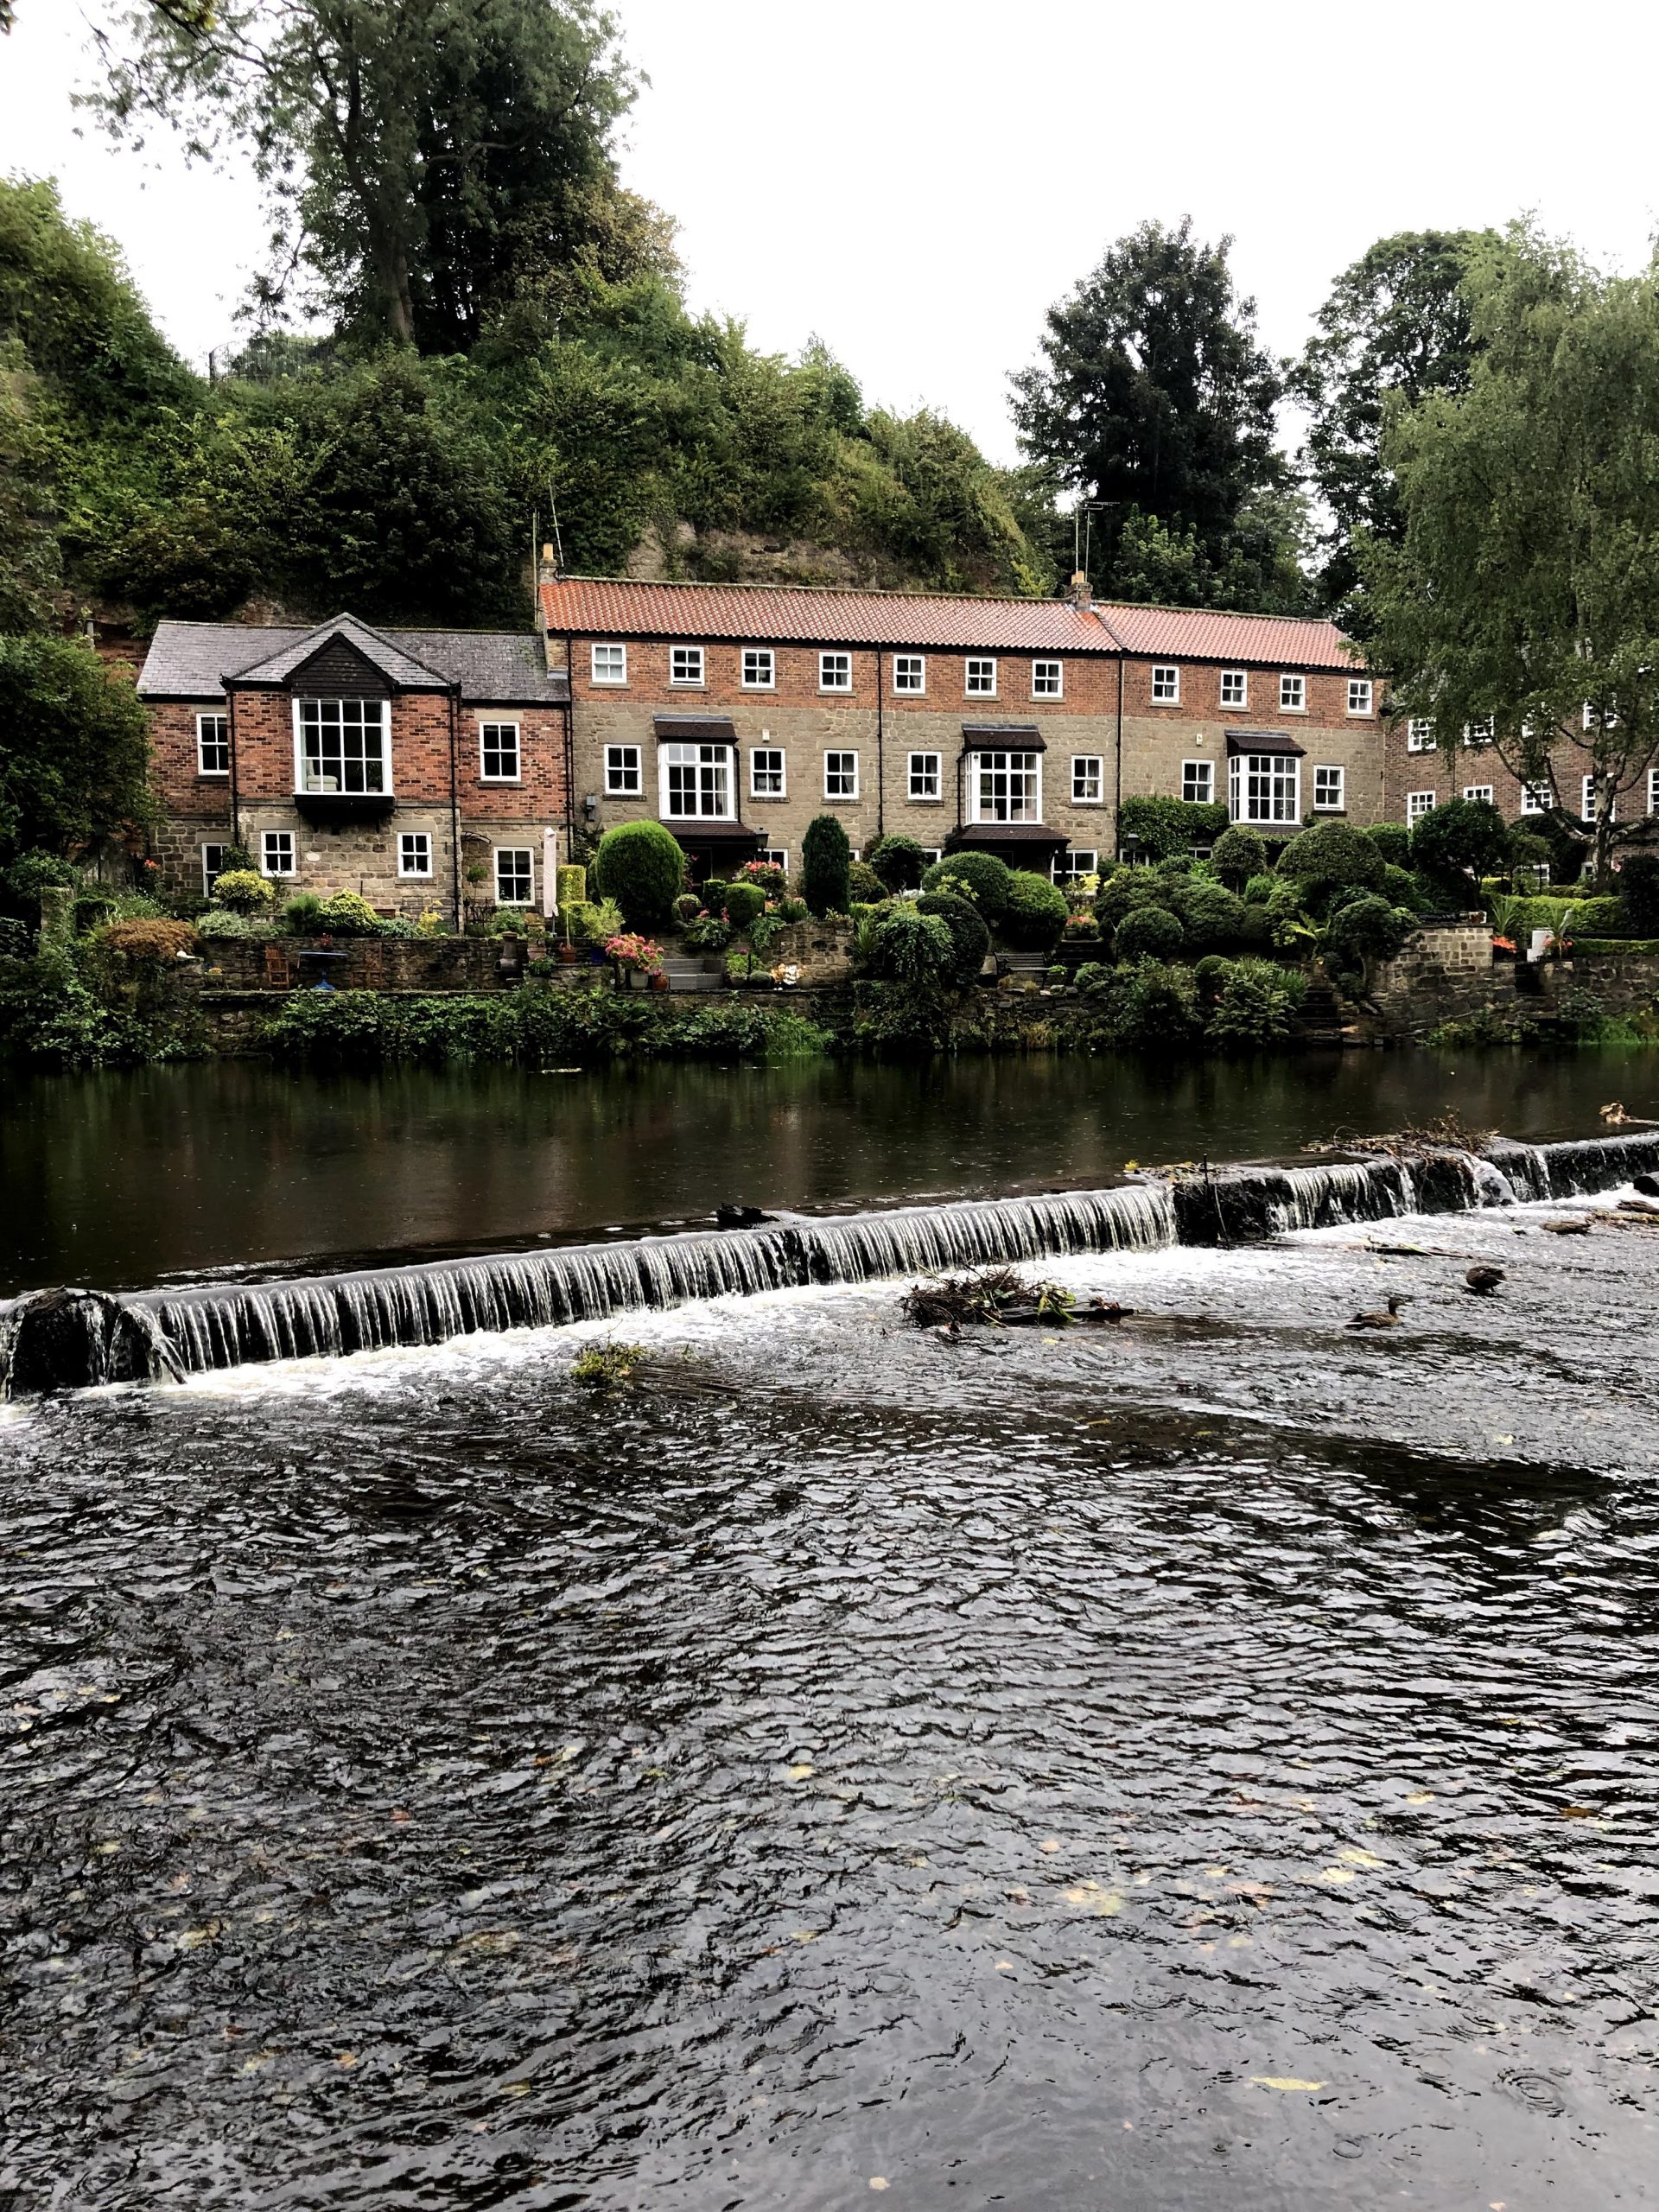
3,1193 -> 1659,2209
3,1049 -> 1654,1293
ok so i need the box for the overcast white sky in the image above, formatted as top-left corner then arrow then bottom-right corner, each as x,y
3,0 -> 1658,464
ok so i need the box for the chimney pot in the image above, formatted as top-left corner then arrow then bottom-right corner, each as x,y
1069,570 -> 1092,610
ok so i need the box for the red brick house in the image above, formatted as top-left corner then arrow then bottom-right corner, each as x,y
137,613 -> 570,917
539,571 -> 1379,880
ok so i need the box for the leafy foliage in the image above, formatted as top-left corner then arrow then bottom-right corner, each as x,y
1211,825 -> 1267,887
1116,794 -> 1230,860
1011,218 -> 1305,609
1325,893 -> 1417,965
1408,796 -> 1511,892
1095,957 -> 1204,1050
1204,957 -> 1306,1046
1114,905 -> 1184,959
1274,820 -> 1387,907
209,868 -> 274,912
868,834 -> 926,893
915,891 -> 989,984
920,850 -> 1012,919
861,906 -> 955,985
591,818 -> 685,929
801,814 -> 851,918
1000,869 -> 1070,949
0,636 -> 153,866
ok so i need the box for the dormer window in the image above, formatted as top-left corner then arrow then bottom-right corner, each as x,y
295,698 -> 389,794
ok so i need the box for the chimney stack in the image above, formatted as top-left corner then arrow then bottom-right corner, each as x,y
538,541 -> 561,584
1069,570 -> 1092,610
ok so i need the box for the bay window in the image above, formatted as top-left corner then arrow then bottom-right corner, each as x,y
660,742 -> 734,820
296,698 -> 389,795
1229,749 -> 1300,824
969,749 -> 1041,823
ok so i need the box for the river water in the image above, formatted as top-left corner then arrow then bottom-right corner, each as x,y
3,1061 -> 1658,2208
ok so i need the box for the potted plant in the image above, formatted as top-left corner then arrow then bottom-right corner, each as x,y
604,931 -> 664,987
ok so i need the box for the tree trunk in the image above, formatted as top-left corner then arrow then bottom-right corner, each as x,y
1591,773 -> 1616,887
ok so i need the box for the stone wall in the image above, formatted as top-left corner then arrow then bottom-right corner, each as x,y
1370,918 -> 1659,1037
195,935 -> 541,993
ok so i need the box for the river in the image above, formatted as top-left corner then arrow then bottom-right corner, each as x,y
3,1058 -> 1657,2208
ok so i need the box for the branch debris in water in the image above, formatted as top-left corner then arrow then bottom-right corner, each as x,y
901,1268 -> 1132,1331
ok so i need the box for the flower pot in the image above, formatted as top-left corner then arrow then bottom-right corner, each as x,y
556,943 -> 579,965
648,969 -> 669,992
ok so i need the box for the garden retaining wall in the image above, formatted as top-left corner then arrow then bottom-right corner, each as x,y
1370,919 -> 1659,1038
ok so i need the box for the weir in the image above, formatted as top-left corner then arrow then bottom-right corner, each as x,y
5,1130 -> 1659,1395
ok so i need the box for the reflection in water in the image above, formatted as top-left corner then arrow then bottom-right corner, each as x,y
4,1048 -> 1655,1292
3,1198 -> 1658,2208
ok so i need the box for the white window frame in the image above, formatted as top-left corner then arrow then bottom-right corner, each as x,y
196,711 -> 230,777
1462,784 -> 1495,805
1584,702 -> 1619,732
1464,716 -> 1495,746
604,743 -> 642,797
479,719 -> 520,783
659,742 -> 734,822
398,831 -> 433,879
201,842 -> 228,896
1279,673 -> 1306,714
918,848 -> 943,869
965,657 -> 998,698
741,648 -> 775,691
758,847 -> 789,874
1313,765 -> 1345,812
1407,719 -> 1435,753
1347,679 -> 1374,717
1151,664 -> 1180,704
1521,782 -> 1553,815
968,749 -> 1042,824
1229,751 -> 1300,825
1219,669 -> 1248,709
293,697 -> 391,797
590,643 -> 627,687
1649,768 -> 1659,817
1031,658 -> 1063,700
908,750 -> 941,801
261,830 -> 296,878
1072,754 -> 1104,804
1052,848 -> 1098,884
819,652 -> 853,694
750,746 -> 786,798
1406,790 -> 1437,824
1582,776 -> 1618,824
893,655 -> 926,695
494,846 -> 534,905
823,749 -> 859,800
1182,759 -> 1215,806
670,645 -> 705,688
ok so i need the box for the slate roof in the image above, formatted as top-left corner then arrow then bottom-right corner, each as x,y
539,576 -> 1361,671
137,616 -> 569,704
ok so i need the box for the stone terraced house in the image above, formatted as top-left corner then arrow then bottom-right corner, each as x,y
539,572 -> 1380,883
137,579 -> 1382,912
137,613 -> 570,916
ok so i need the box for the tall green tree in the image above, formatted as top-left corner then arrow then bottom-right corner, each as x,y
1363,227 -> 1659,882
1293,229 -> 1496,621
0,637 -> 153,862
86,0 -> 644,349
1010,218 -> 1287,606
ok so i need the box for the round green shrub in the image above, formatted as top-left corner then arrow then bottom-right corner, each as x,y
1325,893 -> 1417,964
1409,796 -> 1510,890
916,890 -> 990,983
779,895 -> 809,923
1211,825 -> 1268,887
1363,822 -> 1413,867
1192,953 -> 1230,995
1275,821 -> 1386,906
196,908 -> 274,939
722,881 -> 766,930
315,890 -> 382,935
701,878 -> 730,912
920,850 -> 1012,919
802,815 -> 852,917
1242,873 -> 1276,905
212,868 -> 275,912
849,860 -> 885,903
1233,907 -> 1274,948
1380,862 -> 1427,912
1166,874 -> 1245,948
1074,960 -> 1113,1000
673,892 -> 702,924
1094,868 -> 1170,928
868,834 -> 926,892
865,906 -> 955,985
591,820 -> 687,930
1115,905 -> 1185,959
1001,869 -> 1069,948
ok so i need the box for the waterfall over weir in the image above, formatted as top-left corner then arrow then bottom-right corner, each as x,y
7,1129 -> 1659,1394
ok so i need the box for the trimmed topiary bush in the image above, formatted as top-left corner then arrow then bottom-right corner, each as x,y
673,892 -> 702,925
921,849 -> 1013,919
1211,825 -> 1268,887
211,868 -> 275,913
849,860 -> 885,903
803,815 -> 852,917
1114,904 -> 1185,959
868,834 -> 926,893
1094,867 -> 1171,928
916,890 -> 990,983
1409,797 -> 1510,893
591,821 -> 687,930
1275,820 -> 1387,906
1001,869 -> 1069,948
1242,872 -> 1276,905
721,881 -> 766,931
1363,823 -> 1413,867
1325,893 -> 1418,965
1166,874 -> 1246,948
316,890 -> 383,935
